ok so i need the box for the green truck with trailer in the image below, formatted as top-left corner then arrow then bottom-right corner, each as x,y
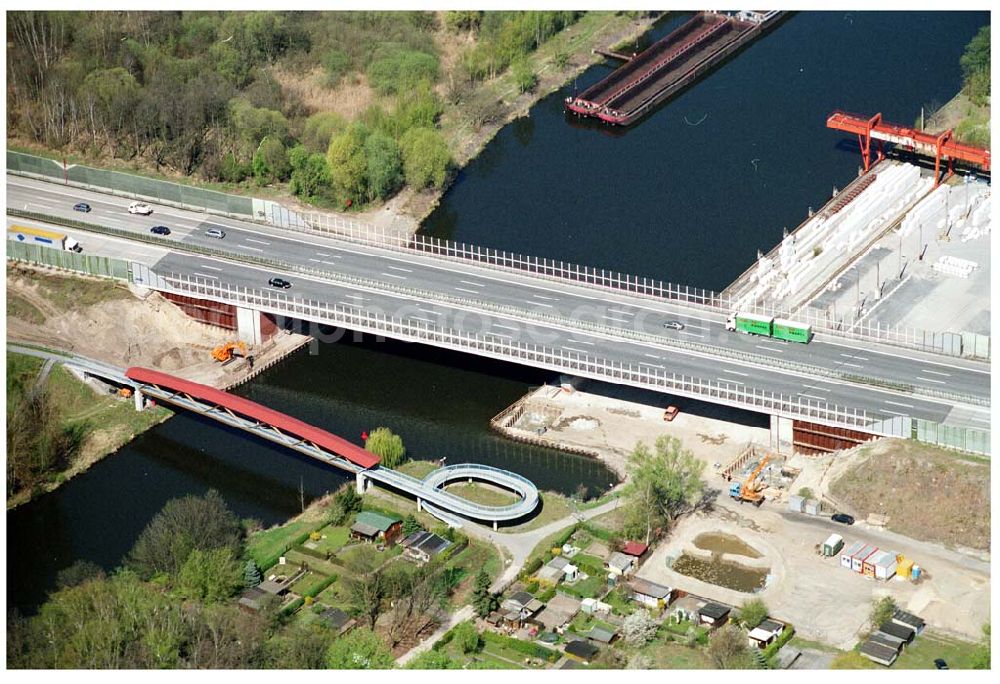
725,312 -> 812,343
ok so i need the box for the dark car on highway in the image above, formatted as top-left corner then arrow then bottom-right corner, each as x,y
831,513 -> 855,525
150,226 -> 171,235
73,202 -> 91,212
268,277 -> 292,289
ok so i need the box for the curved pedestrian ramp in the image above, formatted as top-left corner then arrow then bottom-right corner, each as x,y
124,367 -> 539,528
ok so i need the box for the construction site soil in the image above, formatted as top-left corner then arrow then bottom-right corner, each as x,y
828,438 -> 990,551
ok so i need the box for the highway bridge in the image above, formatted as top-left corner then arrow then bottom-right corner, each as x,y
6,176 -> 991,454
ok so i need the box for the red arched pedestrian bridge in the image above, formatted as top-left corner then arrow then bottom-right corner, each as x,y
125,367 -> 539,528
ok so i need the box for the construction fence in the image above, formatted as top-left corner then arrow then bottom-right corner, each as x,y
7,150 -> 254,218
6,239 -> 129,280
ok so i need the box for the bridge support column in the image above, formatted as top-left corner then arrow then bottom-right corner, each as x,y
236,306 -> 263,346
416,498 -> 422,512
355,472 -> 368,495
493,520 -> 498,531
770,415 -> 793,454
133,388 -> 144,412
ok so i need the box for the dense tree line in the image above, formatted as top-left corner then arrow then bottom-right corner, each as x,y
6,383 -> 86,497
8,11 -> 582,209
960,26 -> 989,106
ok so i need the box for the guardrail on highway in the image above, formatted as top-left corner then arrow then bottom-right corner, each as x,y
8,209 -> 987,408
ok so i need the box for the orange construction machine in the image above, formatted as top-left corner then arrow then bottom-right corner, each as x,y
729,454 -> 771,506
211,341 -> 248,364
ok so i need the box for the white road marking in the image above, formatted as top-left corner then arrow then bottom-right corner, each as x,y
460,279 -> 485,287
321,260 -> 339,265
339,301 -> 361,308
316,252 -> 331,257
494,324 -> 520,332
243,246 -> 264,252
717,378 -> 744,384
532,302 -> 554,308
409,316 -> 435,323
882,409 -> 910,416
532,294 -> 558,301
802,385 -> 829,391
489,332 -> 512,339
455,287 -> 479,294
568,339 -> 594,345
603,315 -> 630,323
684,323 -> 709,331
344,294 -> 364,300
382,272 -> 407,279
640,362 -> 666,370
388,265 -> 413,272
308,258 -> 321,262
916,377 -> 947,385
678,330 -> 704,338
755,344 -> 783,353
199,265 -> 223,271
922,369 -> 951,377
607,308 -> 634,316
840,353 -> 869,361
193,272 -> 218,280
245,238 -> 270,245
884,400 -> 914,408
564,346 -> 589,354
719,369 -> 749,376
841,362 -> 864,369
644,353 -> 661,360
799,393 -> 827,401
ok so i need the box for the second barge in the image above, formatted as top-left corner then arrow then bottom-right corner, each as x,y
566,10 -> 783,127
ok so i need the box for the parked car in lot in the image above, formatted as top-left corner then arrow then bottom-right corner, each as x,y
663,405 -> 679,421
664,320 -> 685,331
205,228 -> 226,239
128,202 -> 153,215
150,226 -> 171,236
934,659 -> 949,670
831,513 -> 855,525
268,277 -> 291,289
73,202 -> 91,213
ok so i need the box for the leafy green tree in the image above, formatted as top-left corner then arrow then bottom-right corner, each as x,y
869,596 -> 897,632
960,26 -> 990,105
327,123 -> 369,204
402,514 -> 422,537
55,559 -> 106,589
400,127 -> 452,190
708,624 -> 752,669
621,436 -> 705,544
175,548 -> 242,602
6,384 -> 86,496
444,11 -> 483,33
406,649 -> 459,669
511,58 -> 538,93
326,629 -> 394,669
301,111 -> 347,153
453,620 -> 482,654
289,150 -> 332,202
367,49 -> 439,96
126,490 -> 243,580
738,598 -> 768,629
323,49 -> 353,85
471,570 -> 498,617
252,136 -> 290,184
244,559 -> 262,588
364,132 -> 403,201
335,484 -> 363,516
365,427 -> 407,468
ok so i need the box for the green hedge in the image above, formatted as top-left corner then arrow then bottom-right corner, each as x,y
482,632 -> 559,663
763,625 -> 796,664
281,597 -> 305,616
581,522 -> 615,542
257,529 -> 315,571
301,573 -> 338,599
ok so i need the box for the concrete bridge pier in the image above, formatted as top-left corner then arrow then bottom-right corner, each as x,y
416,498 -> 422,512
769,414 -> 793,454
492,520 -> 498,531
133,388 -> 145,412
356,471 -> 369,495
236,306 -> 263,346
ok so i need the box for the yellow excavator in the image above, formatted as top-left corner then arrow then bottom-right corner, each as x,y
729,454 -> 771,506
211,341 -> 248,364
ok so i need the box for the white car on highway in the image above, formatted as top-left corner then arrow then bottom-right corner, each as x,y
128,202 -> 153,215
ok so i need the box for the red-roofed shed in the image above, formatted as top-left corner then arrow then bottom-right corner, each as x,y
622,541 -> 648,557
125,367 -> 380,469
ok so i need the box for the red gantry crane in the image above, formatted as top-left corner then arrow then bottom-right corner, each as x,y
826,110 -> 991,187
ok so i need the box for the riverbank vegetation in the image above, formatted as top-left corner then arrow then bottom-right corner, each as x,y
5,351 -> 171,508
7,486 -> 495,668
927,24 -> 990,147
7,11 -> 593,212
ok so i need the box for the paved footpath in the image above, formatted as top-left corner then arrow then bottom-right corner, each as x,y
395,605 -> 475,666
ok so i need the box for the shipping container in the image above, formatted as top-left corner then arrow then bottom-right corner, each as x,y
840,540 -> 865,569
734,313 -> 774,336
788,495 -> 804,513
8,225 -> 81,252
772,318 -> 812,344
871,551 -> 897,580
822,534 -> 844,557
852,545 -> 879,573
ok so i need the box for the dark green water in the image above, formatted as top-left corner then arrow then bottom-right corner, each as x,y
7,11 -> 988,614
424,11 -> 988,291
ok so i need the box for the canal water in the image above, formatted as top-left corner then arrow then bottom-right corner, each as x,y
7,11 -> 987,614
423,11 -> 988,291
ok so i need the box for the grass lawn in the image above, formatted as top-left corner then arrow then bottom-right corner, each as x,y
640,636 -> 714,669
563,572 -> 609,600
247,520 -> 315,569
340,542 -> 401,570
6,353 -> 44,402
572,553 -> 605,572
309,525 -> 350,555
396,459 -> 439,479
445,482 -> 519,507
289,570 -> 333,598
568,613 -> 617,636
587,506 -> 625,534
504,492 -> 573,532
11,265 -> 133,311
894,631 -> 983,669
317,575 -> 352,607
